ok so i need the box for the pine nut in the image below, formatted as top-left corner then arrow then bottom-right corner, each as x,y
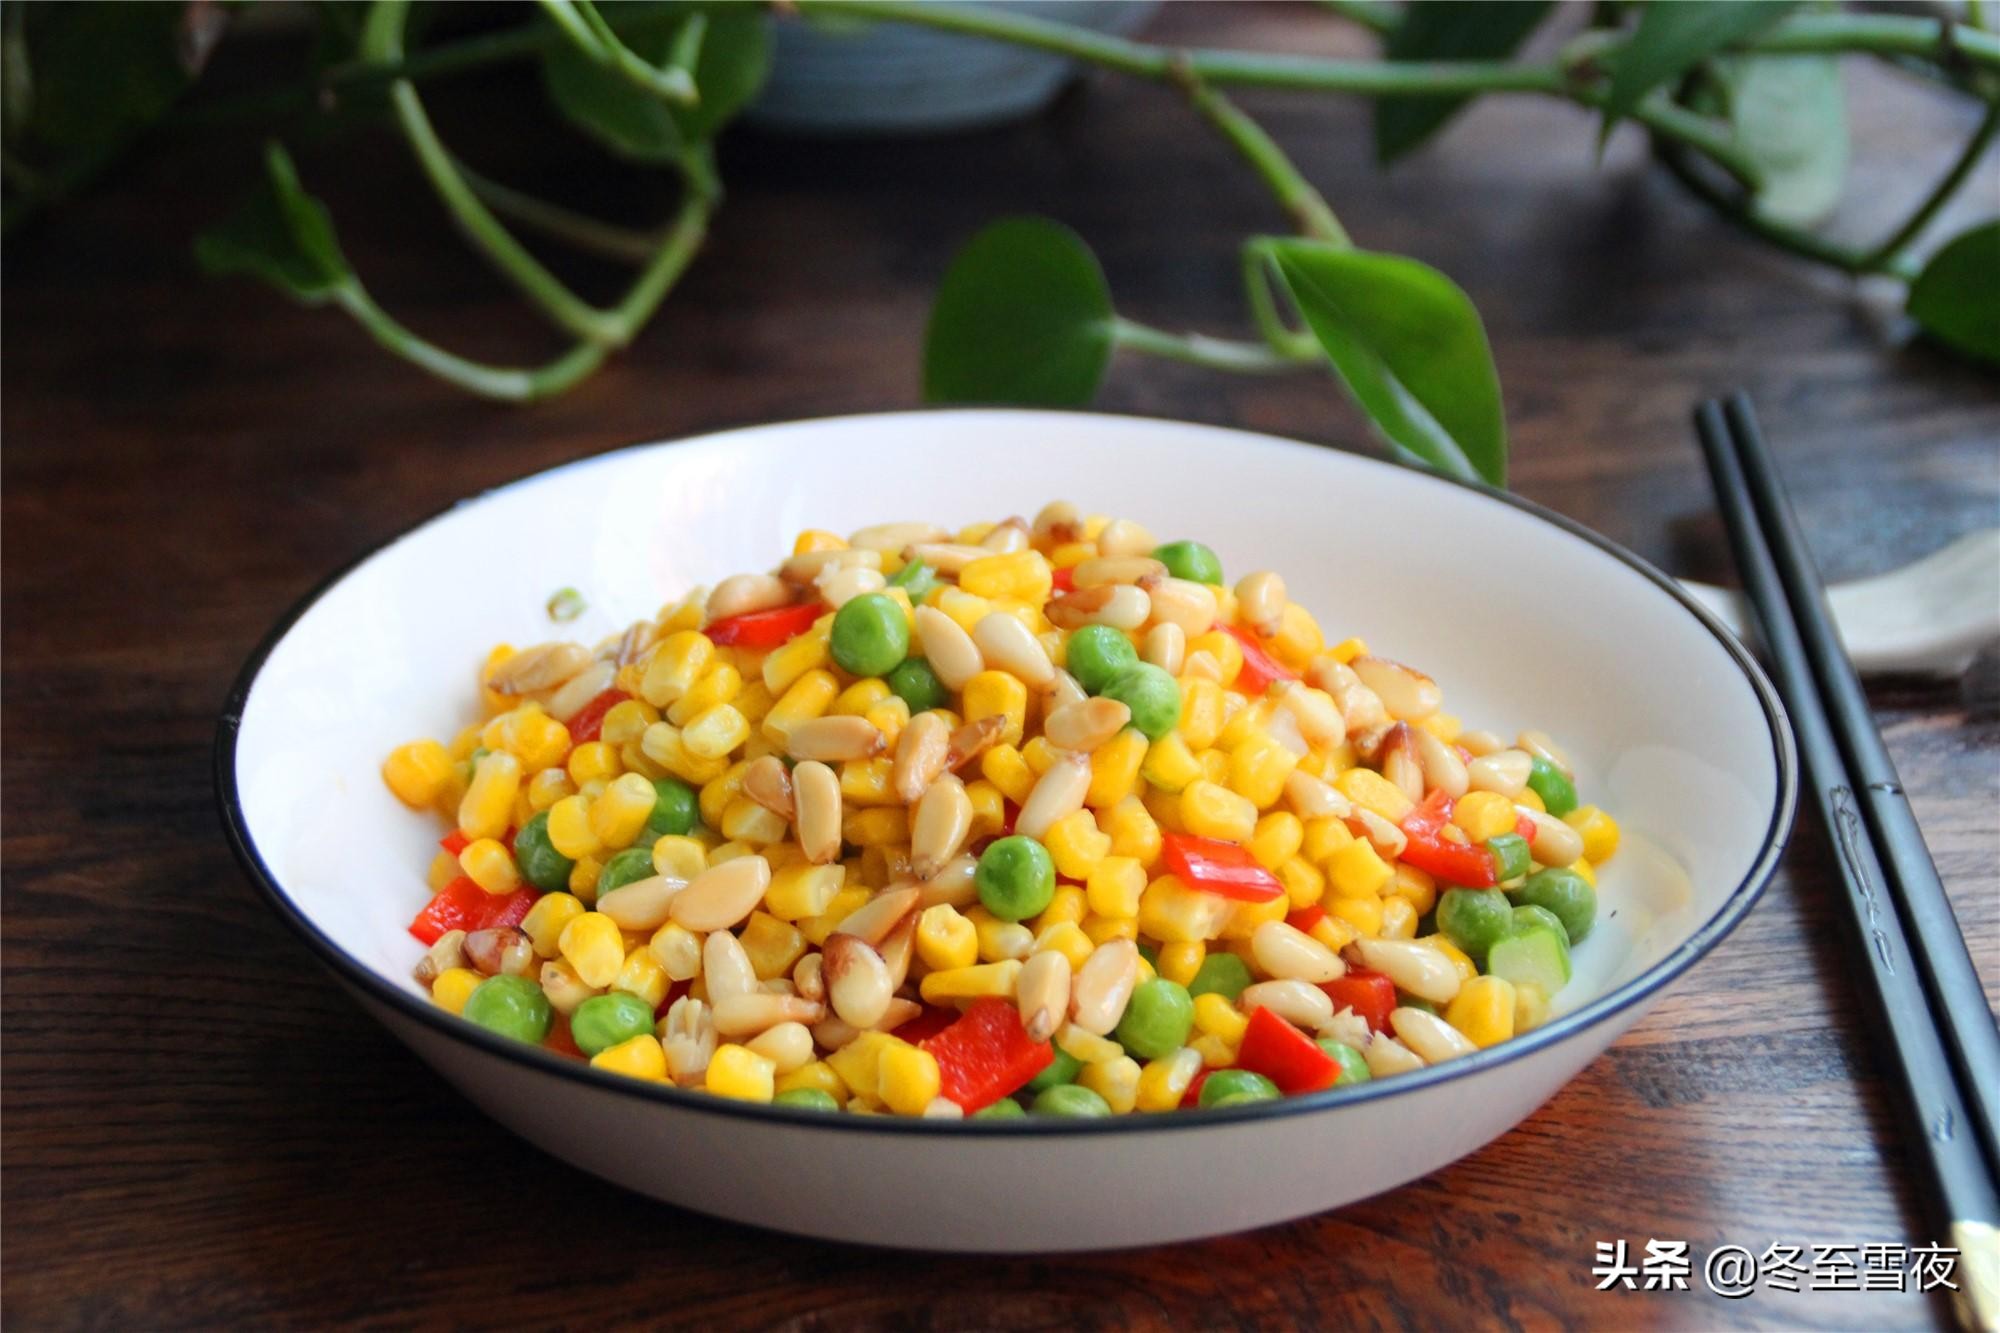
539,960 -> 599,1014
1321,1006 -> 1372,1050
792,760 -> 842,864
902,542 -> 990,574
703,929 -> 759,1002
1308,658 -> 1391,732
1284,769 -> 1354,820
943,714 -> 1005,771
811,1016 -> 862,1052
893,711 -> 951,804
1239,979 -> 1334,1031
1048,668 -> 1088,711
785,715 -> 886,762
816,565 -> 886,609
833,886 -> 921,946
706,573 -> 792,621
463,927 -> 535,978
1032,500 -> 1083,546
1250,921 -> 1346,984
1277,681 -> 1345,748
1016,751 -> 1091,840
1266,705 -> 1310,758
1349,938 -> 1463,1004
1141,623 -> 1185,675
880,997 -> 924,1032
413,930 -> 467,986
1459,729 -> 1505,758
984,922 -> 1035,961
746,1021 -> 816,1075
669,855 -> 772,932
1070,939 -> 1141,1035
914,606 -> 985,690
1350,723 -> 1395,765
1516,806 -> 1585,866
1146,578 -> 1219,637
980,517 -> 1030,552
1181,649 -> 1223,682
793,952 -> 825,1003
595,621 -> 655,670
1350,655 -> 1442,721
779,547 -> 882,585
1017,949 -> 1074,1042
972,612 -> 1056,688
1073,556 -> 1167,589
762,978 -> 797,997
1043,697 -> 1132,752
1095,518 -> 1155,557
823,933 -> 894,1029
1518,729 -> 1574,776
486,642 -> 592,695
911,776 -> 973,879
1413,725 -> 1469,799
1379,723 -> 1425,804
1235,571 -> 1287,637
741,755 -> 795,819
712,992 -> 827,1039
848,521 -> 949,553
1365,1034 -> 1426,1077
661,996 -> 716,1083
549,660 -> 619,720
923,1097 -> 965,1120
1349,806 -> 1408,859
917,854 -> 980,909
879,913 -> 918,993
1466,749 -> 1532,797
1391,1006 -> 1477,1063
596,876 -> 682,932
1045,584 -> 1150,630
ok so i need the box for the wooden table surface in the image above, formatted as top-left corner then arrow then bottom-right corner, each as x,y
4,5 -> 1996,1329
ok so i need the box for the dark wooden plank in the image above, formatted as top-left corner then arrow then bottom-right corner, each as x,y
3,4 -> 1994,1328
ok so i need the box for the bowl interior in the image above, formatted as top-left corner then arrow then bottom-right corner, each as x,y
231,410 -> 1785,1038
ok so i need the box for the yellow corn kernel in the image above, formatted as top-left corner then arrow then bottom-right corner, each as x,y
640,631 -> 716,709
761,668 -> 840,745
1310,913 -> 1359,954
1380,895 -> 1418,940
1177,678 -> 1227,750
1030,884 -> 1088,934
732,680 -> 776,727
1335,768 -> 1415,822
962,670 -> 1029,747
1565,805 -> 1620,863
1188,631 -> 1244,690
934,586 -> 993,634
643,835 -> 700,881
1328,895 -> 1384,938
1329,637 -> 1367,664
1451,789 -> 1517,843
1102,796 -> 1162,867
1188,1031 -> 1238,1070
446,723 -> 484,762
878,1045 -> 943,1116
1328,838 -> 1392,899
1047,539 -> 1096,569
733,911 -> 803,980
646,921 -> 702,981
513,711 -> 574,772
1218,890 -> 1286,942
1077,1055 -> 1140,1114
431,967 -> 484,1015
1268,602 -> 1324,671
842,806 -> 907,848
1021,735 -> 1059,778
1387,863 -> 1438,915
1230,731 -> 1300,810
971,911 -> 1032,962
1180,780 -> 1257,843
881,586 -> 916,625
696,764 -> 742,830
1136,1048 -> 1203,1112
965,780 -> 1006,838
795,528 -> 845,555
959,549 -> 1052,603
1301,815 -> 1355,868
1054,1023 -> 1124,1066
1081,913 -> 1138,945
835,756 -> 895,808
919,960 -> 1023,1004
1085,856 -> 1146,920
979,743 -> 1036,805
383,740 -> 453,808
1445,975 -> 1518,1048
1084,727 -> 1148,809
1137,874 -> 1233,943
1032,921 -> 1095,971
1192,991 -> 1249,1042
916,904 -> 979,972
1275,856 -> 1325,909
589,772 -> 657,851
566,741 -> 618,786
708,839 -> 757,866
1217,696 -> 1276,753
478,645 -> 517,714
1417,934 -> 1479,984
706,1044 -> 776,1101
457,751 -> 522,840
1517,787 -> 1546,814
775,1060 -> 848,1103
520,893 -> 584,960
526,766 -> 576,813
596,699 -> 657,749
425,849 -> 460,893
456,838 -> 519,895
765,862 -> 846,923
559,911 -> 626,988
825,1031 -> 908,1100
799,885 -> 871,947
864,696 -> 911,753
619,742 -> 668,782
1417,712 -> 1462,744
1140,732 -> 1204,795
1043,809 -> 1110,881
1157,940 -> 1205,987
667,662 -> 743,728
1248,811 -> 1304,870
833,677 -> 893,716
679,703 -> 750,760
762,620 -> 833,696
1571,857 -> 1597,887
719,796 -> 785,846
609,947 -> 668,1009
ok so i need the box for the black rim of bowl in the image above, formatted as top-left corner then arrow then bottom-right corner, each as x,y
214,408 -> 1797,1137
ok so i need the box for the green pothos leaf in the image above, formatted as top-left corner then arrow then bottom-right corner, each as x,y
1602,0 -> 1797,139
541,4 -> 770,163
1710,54 -> 1848,226
923,217 -> 1115,406
1907,220 -> 2000,365
194,142 -> 353,304
1374,1 -> 1554,164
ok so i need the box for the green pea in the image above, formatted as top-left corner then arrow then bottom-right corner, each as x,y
514,812 -> 574,892
1511,903 -> 1571,947
772,1088 -> 841,1112
1197,1069 -> 1280,1108
975,835 -> 1056,922
887,558 -> 940,604
1436,887 -> 1513,965
1152,540 -> 1223,585
1486,831 -> 1531,883
644,777 -> 698,838
1515,867 -> 1596,943
885,657 -> 950,715
1186,952 -> 1253,1001
1316,1038 -> 1372,1086
1099,663 -> 1181,740
829,593 -> 911,678
1526,756 -> 1578,818
461,974 -> 553,1044
569,991 -> 655,1056
597,846 -> 656,897
1031,1084 -> 1112,1118
1115,978 -> 1194,1060
1065,624 -> 1139,695
1026,1045 -> 1082,1092
972,1097 -> 1028,1120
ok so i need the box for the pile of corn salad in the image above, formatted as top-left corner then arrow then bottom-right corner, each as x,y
382,504 -> 1623,1118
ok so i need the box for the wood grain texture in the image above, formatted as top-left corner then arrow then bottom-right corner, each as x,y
3,5 -> 1995,1329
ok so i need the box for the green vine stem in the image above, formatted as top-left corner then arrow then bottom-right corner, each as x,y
1863,99 -> 2000,268
1174,70 -> 1348,244
564,0 -> 699,105
454,158 -> 662,265
1111,317 -> 1318,373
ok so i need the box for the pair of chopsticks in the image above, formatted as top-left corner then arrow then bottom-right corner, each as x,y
1695,394 -> 2000,1331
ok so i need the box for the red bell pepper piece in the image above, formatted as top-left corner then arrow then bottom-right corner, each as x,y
1181,1068 -> 1217,1108
438,830 -> 470,856
408,878 -> 535,945
656,978 -> 692,1019
1320,968 -> 1397,1034
1402,789 -> 1452,837
1221,624 -> 1298,694
920,997 -> 1055,1112
1516,813 -> 1539,843
565,688 -> 629,744
544,1014 -> 585,1060
1051,566 -> 1076,595
1236,1005 -> 1339,1095
704,603 -> 822,648
1397,789 -> 1497,887
1285,905 -> 1326,934
891,1006 -> 961,1045
1160,832 -> 1285,902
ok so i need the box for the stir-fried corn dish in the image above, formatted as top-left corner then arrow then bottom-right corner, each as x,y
383,504 -> 1622,1118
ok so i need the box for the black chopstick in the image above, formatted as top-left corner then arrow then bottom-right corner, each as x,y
1694,399 -> 2000,1331
1720,392 -> 2000,1172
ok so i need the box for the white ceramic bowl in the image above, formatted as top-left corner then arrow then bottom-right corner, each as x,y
217,410 -> 1794,1252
